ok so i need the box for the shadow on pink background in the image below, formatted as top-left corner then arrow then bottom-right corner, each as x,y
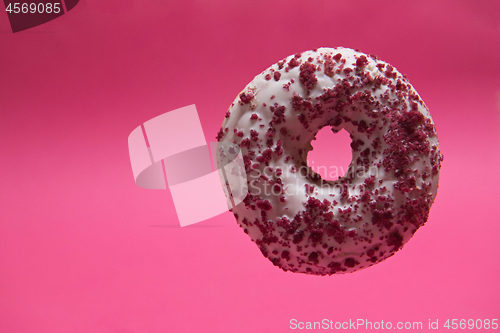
0,0 -> 499,332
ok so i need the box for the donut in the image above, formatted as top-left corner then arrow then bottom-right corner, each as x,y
216,47 -> 443,275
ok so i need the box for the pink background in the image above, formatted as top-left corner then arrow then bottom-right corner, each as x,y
1,0 -> 499,332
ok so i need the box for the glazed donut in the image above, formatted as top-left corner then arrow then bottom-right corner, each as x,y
217,47 -> 443,275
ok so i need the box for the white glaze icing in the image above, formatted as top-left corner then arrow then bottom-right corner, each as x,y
217,47 -> 443,275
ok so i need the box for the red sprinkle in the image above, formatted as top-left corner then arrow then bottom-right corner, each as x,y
239,92 -> 254,104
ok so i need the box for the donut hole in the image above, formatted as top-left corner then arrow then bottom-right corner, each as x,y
307,127 -> 352,181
